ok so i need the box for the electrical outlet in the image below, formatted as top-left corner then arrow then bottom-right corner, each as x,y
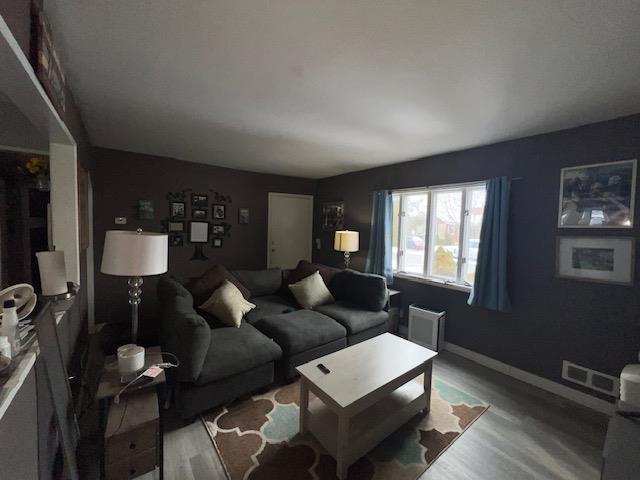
115,217 -> 127,225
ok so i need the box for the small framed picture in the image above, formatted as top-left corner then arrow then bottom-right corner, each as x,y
212,238 -> 223,248
322,201 -> 345,231
138,200 -> 154,220
169,234 -> 184,247
192,209 -> 207,220
212,224 -> 225,237
191,193 -> 208,208
189,221 -> 209,243
238,208 -> 249,224
558,159 -> 637,228
170,201 -> 185,219
168,221 -> 185,232
213,204 -> 226,219
556,236 -> 634,285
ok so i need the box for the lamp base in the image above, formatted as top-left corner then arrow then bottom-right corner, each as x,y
343,251 -> 351,269
128,276 -> 143,343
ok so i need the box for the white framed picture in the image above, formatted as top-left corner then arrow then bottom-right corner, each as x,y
189,221 -> 209,243
558,159 -> 637,228
556,236 -> 634,285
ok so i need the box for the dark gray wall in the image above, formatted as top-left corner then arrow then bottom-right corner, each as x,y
91,147 -> 316,339
314,114 -> 640,396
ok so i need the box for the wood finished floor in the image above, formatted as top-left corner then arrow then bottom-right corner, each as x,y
138,350 -> 608,480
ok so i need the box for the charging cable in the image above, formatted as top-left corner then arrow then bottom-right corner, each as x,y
113,351 -> 180,404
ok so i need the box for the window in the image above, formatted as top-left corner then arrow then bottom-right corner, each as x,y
392,182 -> 486,288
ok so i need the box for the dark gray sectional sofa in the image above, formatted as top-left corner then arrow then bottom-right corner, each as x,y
158,261 -> 389,418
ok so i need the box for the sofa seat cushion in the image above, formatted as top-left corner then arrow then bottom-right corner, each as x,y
196,323 -> 282,385
253,310 -> 346,356
315,301 -> 388,336
245,295 -> 297,324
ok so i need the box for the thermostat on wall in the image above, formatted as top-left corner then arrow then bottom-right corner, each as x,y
115,217 -> 127,225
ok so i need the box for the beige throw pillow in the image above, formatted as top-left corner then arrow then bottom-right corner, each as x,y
288,270 -> 334,309
199,280 -> 256,328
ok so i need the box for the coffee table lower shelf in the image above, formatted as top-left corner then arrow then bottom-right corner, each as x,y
306,380 -> 427,469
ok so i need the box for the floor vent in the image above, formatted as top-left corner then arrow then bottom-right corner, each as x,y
562,361 -> 619,396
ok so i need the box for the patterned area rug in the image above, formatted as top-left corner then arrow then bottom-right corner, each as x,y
202,376 -> 488,480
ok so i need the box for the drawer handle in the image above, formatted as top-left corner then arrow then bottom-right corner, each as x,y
129,442 -> 136,450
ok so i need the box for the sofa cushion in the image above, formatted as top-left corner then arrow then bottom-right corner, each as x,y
199,280 -> 256,328
188,264 -> 251,305
285,260 -> 341,289
330,269 -> 388,311
245,295 -> 297,324
196,322 -> 282,385
288,271 -> 334,309
157,275 -> 192,304
315,301 -> 388,336
253,310 -> 346,355
232,268 -> 282,297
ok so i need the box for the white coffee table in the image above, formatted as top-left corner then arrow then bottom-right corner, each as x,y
296,333 -> 437,479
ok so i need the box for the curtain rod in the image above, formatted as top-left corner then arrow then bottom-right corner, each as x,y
378,176 -> 524,194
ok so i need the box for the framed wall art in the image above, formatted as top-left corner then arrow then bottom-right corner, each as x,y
212,238 -> 223,248
170,201 -> 186,219
169,234 -> 184,247
212,225 -> 225,237
191,193 -> 208,208
556,236 -> 634,285
189,221 -> 209,243
322,201 -> 345,231
213,204 -> 226,219
192,209 -> 207,220
168,221 -> 185,232
238,208 -> 250,224
558,159 -> 637,228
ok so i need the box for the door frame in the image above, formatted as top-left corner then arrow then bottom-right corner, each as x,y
267,192 -> 314,268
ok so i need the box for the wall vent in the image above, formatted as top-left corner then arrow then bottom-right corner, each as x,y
562,361 -> 619,397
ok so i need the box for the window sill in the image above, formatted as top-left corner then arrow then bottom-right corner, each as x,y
393,272 -> 472,293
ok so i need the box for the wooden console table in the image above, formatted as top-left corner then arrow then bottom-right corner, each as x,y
97,346 -> 165,480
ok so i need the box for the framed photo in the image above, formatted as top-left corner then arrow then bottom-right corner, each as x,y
192,209 -> 207,220
189,221 -> 209,243
191,194 -> 208,208
170,201 -> 186,219
169,234 -> 184,247
138,200 -> 154,220
212,224 -> 225,237
558,159 -> 637,228
556,236 -> 634,285
168,221 -> 185,232
238,208 -> 250,224
32,8 -> 66,116
213,204 -> 226,219
212,238 -> 223,248
322,201 -> 345,231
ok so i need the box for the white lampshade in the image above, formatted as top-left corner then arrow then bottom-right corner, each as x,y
101,230 -> 168,277
334,230 -> 359,252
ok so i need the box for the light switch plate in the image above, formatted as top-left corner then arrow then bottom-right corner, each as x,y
115,217 -> 127,225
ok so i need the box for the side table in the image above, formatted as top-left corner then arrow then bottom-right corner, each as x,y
386,289 -> 402,334
97,346 -> 166,480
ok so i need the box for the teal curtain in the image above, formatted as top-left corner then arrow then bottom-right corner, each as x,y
365,191 -> 393,285
468,177 -> 511,312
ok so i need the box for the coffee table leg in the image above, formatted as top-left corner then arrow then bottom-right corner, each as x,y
299,377 -> 309,434
423,361 -> 433,413
336,413 -> 349,480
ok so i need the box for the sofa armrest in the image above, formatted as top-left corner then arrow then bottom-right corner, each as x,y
331,269 -> 388,311
161,309 -> 211,383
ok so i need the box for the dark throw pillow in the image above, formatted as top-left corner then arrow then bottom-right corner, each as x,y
188,264 -> 251,306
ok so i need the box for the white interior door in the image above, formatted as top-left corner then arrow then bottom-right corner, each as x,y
268,193 -> 313,269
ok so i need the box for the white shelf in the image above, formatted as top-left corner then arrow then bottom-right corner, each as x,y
307,380 -> 427,463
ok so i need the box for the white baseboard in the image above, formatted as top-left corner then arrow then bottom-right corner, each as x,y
444,342 -> 615,416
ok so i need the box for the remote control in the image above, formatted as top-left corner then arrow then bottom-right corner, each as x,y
317,363 -> 330,374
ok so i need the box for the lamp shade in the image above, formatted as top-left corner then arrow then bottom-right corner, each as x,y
334,230 -> 359,252
101,230 -> 168,277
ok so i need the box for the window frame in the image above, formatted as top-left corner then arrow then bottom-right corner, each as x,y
392,181 -> 486,290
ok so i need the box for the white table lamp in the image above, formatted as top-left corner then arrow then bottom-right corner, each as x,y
101,229 -> 168,343
334,230 -> 359,269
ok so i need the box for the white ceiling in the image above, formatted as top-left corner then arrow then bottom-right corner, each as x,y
45,1 -> 640,179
